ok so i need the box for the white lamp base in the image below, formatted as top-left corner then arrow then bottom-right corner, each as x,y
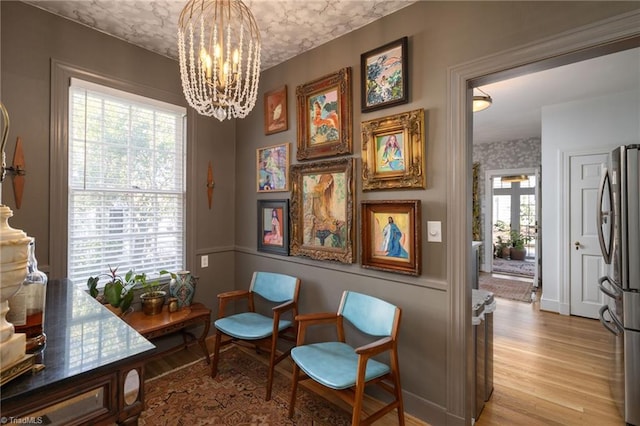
0,331 -> 26,368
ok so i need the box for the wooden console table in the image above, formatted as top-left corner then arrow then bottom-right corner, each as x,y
124,303 -> 211,364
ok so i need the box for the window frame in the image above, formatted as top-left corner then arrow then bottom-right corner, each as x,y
50,60 -> 195,283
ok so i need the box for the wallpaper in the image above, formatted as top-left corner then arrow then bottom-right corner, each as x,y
472,137 -> 542,247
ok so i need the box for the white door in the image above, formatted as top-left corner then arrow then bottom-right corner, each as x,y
569,153 -> 608,318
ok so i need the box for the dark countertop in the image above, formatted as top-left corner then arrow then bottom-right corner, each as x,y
0,279 -> 155,402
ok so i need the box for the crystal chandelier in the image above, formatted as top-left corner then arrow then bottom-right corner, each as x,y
178,0 -> 262,121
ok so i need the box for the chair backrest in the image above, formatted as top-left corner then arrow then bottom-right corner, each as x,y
338,291 -> 399,337
250,271 -> 300,303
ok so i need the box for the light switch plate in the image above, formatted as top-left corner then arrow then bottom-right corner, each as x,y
427,221 -> 442,242
201,255 -> 209,268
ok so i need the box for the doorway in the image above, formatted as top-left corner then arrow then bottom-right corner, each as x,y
482,168 -> 539,283
471,45 -> 639,312
448,13 -> 640,426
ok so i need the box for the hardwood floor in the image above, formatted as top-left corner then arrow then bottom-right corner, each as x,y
476,291 -> 623,426
144,294 -> 623,426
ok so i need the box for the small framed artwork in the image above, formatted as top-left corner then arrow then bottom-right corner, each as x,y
257,143 -> 290,192
257,199 -> 289,256
290,157 -> 355,264
361,37 -> 408,113
264,85 -> 288,135
361,108 -> 425,191
361,200 -> 421,276
296,67 -> 352,160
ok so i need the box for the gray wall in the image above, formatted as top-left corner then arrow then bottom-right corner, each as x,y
2,1 -> 639,424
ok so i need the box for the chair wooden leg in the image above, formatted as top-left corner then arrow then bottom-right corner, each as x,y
266,336 -> 278,401
352,381 -> 366,425
392,355 -> 405,426
396,381 -> 406,426
288,364 -> 300,418
211,329 -> 222,378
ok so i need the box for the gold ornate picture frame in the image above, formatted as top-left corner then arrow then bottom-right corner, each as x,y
361,200 -> 421,276
289,157 -> 355,263
361,108 -> 425,191
296,67 -> 352,160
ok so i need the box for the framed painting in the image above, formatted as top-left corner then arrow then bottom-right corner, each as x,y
257,143 -> 290,192
290,157 -> 355,263
257,199 -> 289,256
296,67 -> 352,160
264,85 -> 288,135
361,108 -> 425,191
361,36 -> 408,113
361,200 -> 421,276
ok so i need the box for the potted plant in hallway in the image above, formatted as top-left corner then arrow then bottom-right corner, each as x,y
87,266 -> 136,316
509,230 -> 530,261
494,235 -> 511,258
138,272 -> 167,316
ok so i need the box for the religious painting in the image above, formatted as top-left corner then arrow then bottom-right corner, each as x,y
257,199 -> 289,256
290,158 -> 354,263
361,108 -> 425,190
361,37 -> 408,113
361,200 -> 421,275
296,67 -> 352,160
264,85 -> 288,135
257,143 -> 290,192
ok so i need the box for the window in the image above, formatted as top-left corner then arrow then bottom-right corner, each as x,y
67,78 -> 186,285
491,175 -> 536,259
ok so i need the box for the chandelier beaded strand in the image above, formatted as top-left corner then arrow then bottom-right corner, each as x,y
178,0 -> 261,120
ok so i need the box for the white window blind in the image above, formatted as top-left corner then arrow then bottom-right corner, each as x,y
68,78 -> 187,286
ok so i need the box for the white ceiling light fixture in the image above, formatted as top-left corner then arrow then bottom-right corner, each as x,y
178,0 -> 261,121
472,87 -> 493,112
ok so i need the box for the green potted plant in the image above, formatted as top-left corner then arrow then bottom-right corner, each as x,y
137,271 -> 169,316
509,230 -> 530,261
493,220 -> 512,258
494,235 -> 511,258
87,266 -> 136,316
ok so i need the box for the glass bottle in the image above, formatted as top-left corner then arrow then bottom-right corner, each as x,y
8,238 -> 47,353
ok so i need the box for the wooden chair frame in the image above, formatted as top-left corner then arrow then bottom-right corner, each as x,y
288,291 -> 404,425
211,272 -> 300,400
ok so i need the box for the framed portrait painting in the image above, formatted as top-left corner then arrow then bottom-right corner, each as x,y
257,143 -> 290,192
361,37 -> 408,113
361,108 -> 425,190
257,199 -> 289,256
296,67 -> 352,160
264,85 -> 288,135
361,200 -> 421,276
289,157 -> 355,263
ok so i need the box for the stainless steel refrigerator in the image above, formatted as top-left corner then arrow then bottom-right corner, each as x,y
597,144 -> 640,426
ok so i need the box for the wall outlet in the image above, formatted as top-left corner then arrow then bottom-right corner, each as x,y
201,255 -> 209,268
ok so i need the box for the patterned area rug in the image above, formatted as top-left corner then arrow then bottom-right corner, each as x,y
139,346 -> 351,425
479,273 -> 533,303
492,258 -> 536,277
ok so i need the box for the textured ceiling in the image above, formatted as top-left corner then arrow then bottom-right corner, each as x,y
23,0 -> 417,70
20,1 -> 640,142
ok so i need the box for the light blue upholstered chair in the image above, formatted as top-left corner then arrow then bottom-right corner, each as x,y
288,290 -> 404,425
211,271 -> 301,400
